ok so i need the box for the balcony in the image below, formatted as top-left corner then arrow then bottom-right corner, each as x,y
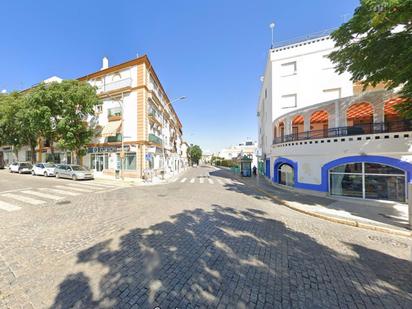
98,78 -> 132,94
148,133 -> 163,145
273,120 -> 412,144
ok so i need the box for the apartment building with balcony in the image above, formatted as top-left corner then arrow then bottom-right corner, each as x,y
79,55 -> 185,178
258,30 -> 412,203
1,55 -> 186,178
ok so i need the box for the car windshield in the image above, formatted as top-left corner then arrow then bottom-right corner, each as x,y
44,163 -> 56,168
71,165 -> 88,171
20,163 -> 32,168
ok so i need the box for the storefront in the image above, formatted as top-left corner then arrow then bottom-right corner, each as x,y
86,145 -> 137,176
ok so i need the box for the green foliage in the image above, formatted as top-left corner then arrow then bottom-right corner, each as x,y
0,80 -> 100,163
214,159 -> 238,168
188,145 -> 202,165
329,0 -> 412,117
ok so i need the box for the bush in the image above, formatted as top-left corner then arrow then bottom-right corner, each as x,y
215,159 -> 238,168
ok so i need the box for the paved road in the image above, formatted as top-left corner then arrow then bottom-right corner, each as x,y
0,166 -> 411,308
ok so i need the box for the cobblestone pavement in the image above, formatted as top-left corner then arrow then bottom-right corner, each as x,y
0,166 -> 411,308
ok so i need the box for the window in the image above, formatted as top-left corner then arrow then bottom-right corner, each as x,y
329,162 -> 406,202
281,94 -> 297,109
108,107 -> 122,117
323,88 -> 341,101
95,104 -> 103,113
281,61 -> 297,76
25,151 -> 35,162
124,152 -> 136,170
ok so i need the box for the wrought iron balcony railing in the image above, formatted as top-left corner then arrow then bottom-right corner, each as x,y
273,120 -> 412,144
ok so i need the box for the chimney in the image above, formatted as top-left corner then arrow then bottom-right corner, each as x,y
101,57 -> 109,70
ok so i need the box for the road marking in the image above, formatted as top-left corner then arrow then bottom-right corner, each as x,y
199,178 -> 204,184
55,185 -> 93,193
38,188 -> 80,196
216,179 -> 224,185
71,183 -> 113,189
1,193 -> 46,205
224,179 -> 233,184
171,178 -> 178,183
180,178 -> 187,183
0,200 -> 21,211
82,182 -> 115,188
190,178 -> 195,183
208,178 -> 214,184
21,190 -> 64,201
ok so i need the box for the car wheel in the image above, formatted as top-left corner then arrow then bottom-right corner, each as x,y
72,174 -> 77,181
44,172 -> 48,177
18,170 -> 22,174
56,173 -> 60,179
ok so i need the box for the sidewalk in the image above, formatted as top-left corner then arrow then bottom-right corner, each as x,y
226,170 -> 411,237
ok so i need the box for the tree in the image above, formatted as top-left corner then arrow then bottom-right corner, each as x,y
329,0 -> 412,117
53,80 -> 100,164
188,145 -> 202,165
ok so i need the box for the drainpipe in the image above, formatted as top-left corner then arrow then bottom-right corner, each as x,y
409,183 -> 412,230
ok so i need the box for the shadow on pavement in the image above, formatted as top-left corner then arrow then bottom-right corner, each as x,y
210,169 -> 410,230
52,204 -> 412,308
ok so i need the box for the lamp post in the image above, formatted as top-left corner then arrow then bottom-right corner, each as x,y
161,96 -> 186,179
269,22 -> 275,48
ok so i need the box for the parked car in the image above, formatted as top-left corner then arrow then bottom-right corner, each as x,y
32,163 -> 57,177
55,164 -> 94,181
9,162 -> 33,174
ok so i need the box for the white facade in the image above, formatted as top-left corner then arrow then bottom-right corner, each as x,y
257,31 -> 412,203
219,141 -> 258,168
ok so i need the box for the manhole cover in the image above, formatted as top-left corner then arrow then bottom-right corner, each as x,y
368,235 -> 408,248
56,200 -> 71,205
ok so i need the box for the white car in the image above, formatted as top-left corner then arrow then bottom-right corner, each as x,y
32,163 -> 57,177
9,162 -> 33,174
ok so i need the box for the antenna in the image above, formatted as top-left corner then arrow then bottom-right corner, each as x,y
269,22 -> 275,48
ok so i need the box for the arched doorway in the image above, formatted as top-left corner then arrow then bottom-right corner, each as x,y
292,115 -> 304,139
346,102 -> 374,134
310,110 -> 329,138
384,97 -> 406,132
278,163 -> 294,186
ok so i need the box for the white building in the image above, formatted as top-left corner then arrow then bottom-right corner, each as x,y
219,140 -> 258,167
258,31 -> 412,203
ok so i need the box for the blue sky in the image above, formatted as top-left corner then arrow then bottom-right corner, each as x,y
0,0 -> 359,153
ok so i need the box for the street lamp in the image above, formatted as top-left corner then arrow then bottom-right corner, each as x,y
161,96 -> 187,179
269,22 -> 275,48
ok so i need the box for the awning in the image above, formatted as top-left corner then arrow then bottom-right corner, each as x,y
101,120 -> 122,137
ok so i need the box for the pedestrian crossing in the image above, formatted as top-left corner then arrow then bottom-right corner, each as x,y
172,176 -> 240,186
0,181 -> 123,212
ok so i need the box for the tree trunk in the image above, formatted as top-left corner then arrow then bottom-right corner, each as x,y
30,144 -> 36,163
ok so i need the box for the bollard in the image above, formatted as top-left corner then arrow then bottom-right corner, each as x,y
409,183 -> 412,230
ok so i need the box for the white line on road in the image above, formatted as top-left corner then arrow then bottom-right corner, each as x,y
216,179 -> 224,185
190,178 -> 195,183
1,193 -> 46,205
38,188 -> 80,196
55,185 -> 93,193
200,178 -> 204,184
0,200 -> 21,211
208,178 -> 214,184
180,178 -> 187,183
21,190 -> 64,201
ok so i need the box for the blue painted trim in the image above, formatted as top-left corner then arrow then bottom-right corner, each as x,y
320,155 -> 412,192
265,159 -> 271,179
273,155 -> 412,193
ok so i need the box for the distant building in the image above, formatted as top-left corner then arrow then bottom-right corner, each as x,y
219,140 -> 258,167
257,30 -> 412,203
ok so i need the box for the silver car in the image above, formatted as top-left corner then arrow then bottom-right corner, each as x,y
55,164 -> 94,181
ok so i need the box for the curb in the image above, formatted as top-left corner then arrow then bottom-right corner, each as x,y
230,173 -> 412,238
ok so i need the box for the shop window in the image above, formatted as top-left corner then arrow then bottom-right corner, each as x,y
108,107 -> 122,117
329,162 -> 406,202
124,153 -> 136,170
106,134 -> 122,143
